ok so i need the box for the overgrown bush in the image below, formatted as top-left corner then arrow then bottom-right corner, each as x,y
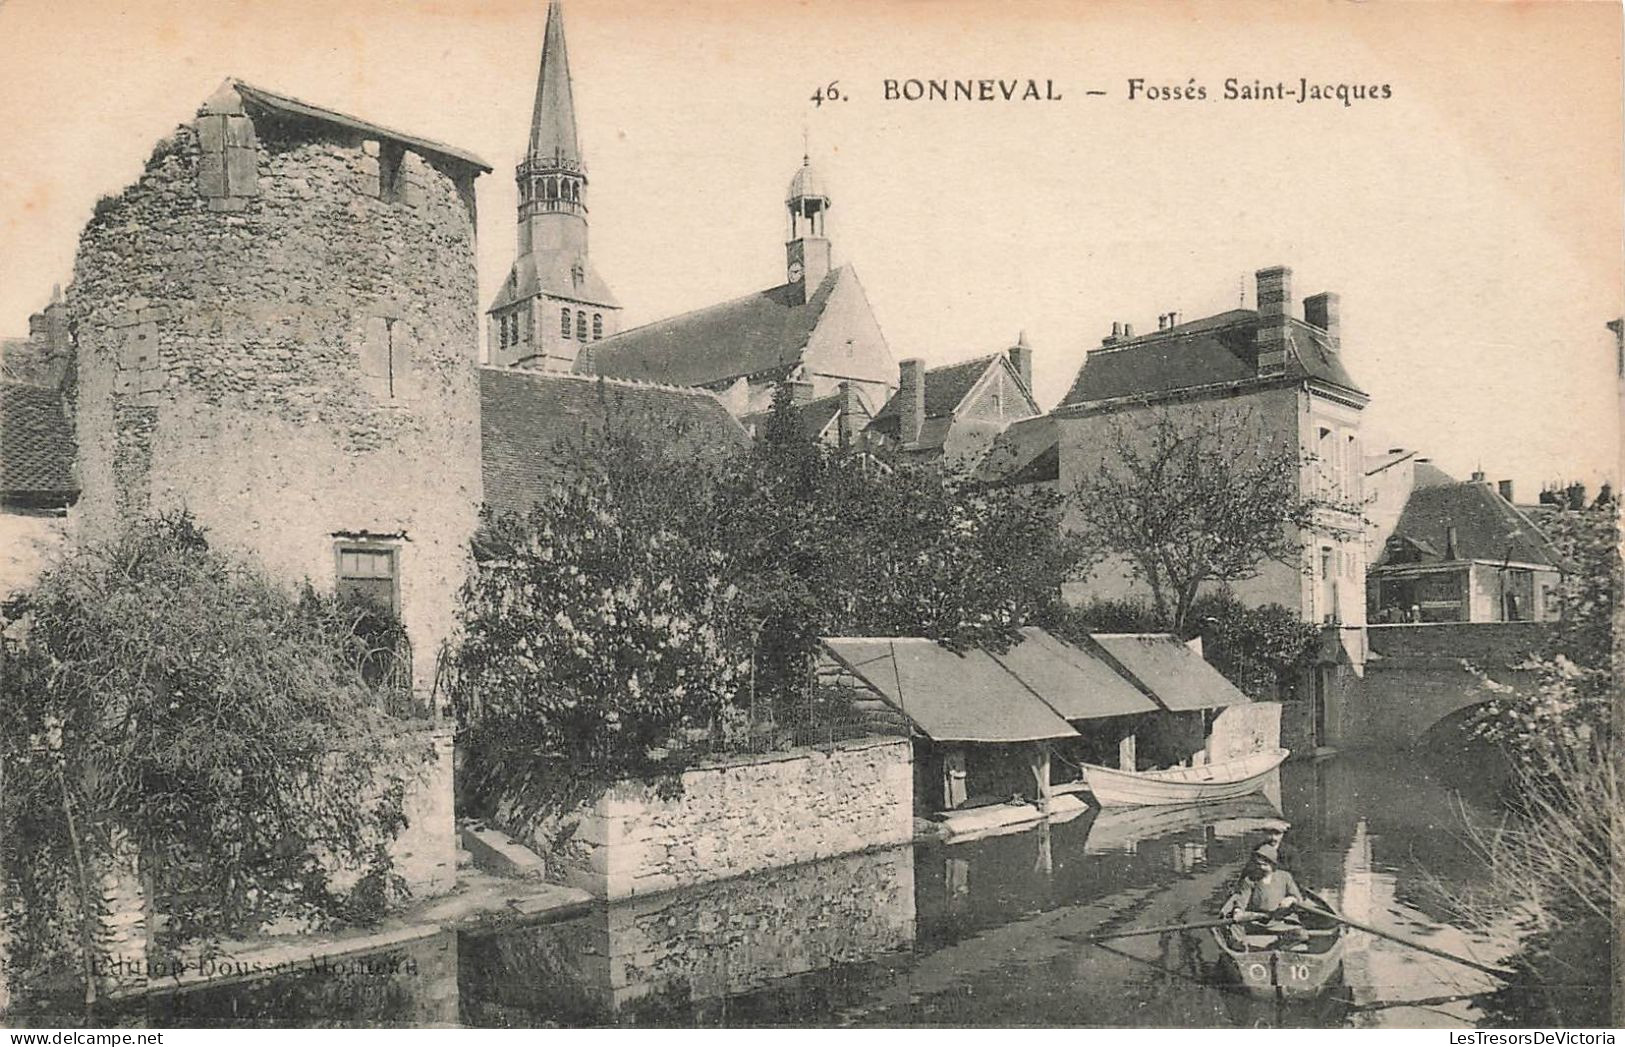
0,514 -> 432,998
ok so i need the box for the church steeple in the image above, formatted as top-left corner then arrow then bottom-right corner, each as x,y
529,1 -> 580,164
488,0 -> 620,372
517,0 -> 587,258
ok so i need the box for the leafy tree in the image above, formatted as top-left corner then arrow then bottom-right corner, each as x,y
716,395 -> 1085,712
1068,405 -> 1347,633
1048,591 -> 1318,700
1,514 -> 430,1002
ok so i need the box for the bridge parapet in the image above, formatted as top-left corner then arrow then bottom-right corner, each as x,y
1366,622 -> 1550,664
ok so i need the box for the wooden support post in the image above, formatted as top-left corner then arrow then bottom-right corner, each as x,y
942,748 -> 967,810
1030,742 -> 1052,813
1118,732 -> 1137,772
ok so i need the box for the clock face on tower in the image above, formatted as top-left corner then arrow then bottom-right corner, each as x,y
788,260 -> 805,283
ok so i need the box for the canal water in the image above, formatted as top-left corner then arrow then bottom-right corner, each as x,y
105,750 -> 1519,1028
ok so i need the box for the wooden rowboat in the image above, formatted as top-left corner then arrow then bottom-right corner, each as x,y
1211,889 -> 1346,998
1079,748 -> 1290,808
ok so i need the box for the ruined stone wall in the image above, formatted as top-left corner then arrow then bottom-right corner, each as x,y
65,106 -> 482,697
518,737 -> 913,899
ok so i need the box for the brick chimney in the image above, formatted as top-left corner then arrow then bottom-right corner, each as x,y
1008,331 -> 1033,391
837,380 -> 862,451
1498,479 -> 1514,502
784,378 -> 815,405
898,358 -> 925,445
1304,291 -> 1340,350
1255,266 -> 1292,375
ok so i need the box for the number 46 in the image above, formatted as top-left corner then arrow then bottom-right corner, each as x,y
810,81 -> 841,106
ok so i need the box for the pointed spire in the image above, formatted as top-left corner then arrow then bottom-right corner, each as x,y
529,1 -> 581,166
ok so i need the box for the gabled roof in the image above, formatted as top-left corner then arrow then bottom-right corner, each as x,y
479,369 -> 749,518
1,381 -> 78,503
822,628 -> 1242,743
1088,634 -> 1253,713
973,414 -> 1058,487
1058,310 -> 1364,410
1373,481 -> 1568,570
1364,451 -> 1455,488
577,267 -> 846,388
871,354 -> 1001,430
222,80 -> 491,174
1364,449 -> 1414,476
821,636 -> 1080,743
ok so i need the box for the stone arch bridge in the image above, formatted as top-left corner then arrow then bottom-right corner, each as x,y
1338,623 -> 1550,749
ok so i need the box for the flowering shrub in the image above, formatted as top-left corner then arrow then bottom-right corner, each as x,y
1471,503 -> 1618,766
450,474 -> 754,817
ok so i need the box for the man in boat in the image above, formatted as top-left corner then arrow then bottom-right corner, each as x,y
1256,821 -> 1299,872
1226,844 -> 1308,945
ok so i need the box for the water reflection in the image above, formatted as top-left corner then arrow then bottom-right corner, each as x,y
59,752 -> 1521,1028
459,845 -> 915,1025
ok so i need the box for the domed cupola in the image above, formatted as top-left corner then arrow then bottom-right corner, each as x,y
785,154 -> 832,297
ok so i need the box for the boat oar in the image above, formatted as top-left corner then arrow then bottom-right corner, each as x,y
1293,902 -> 1517,982
1068,917 -> 1243,943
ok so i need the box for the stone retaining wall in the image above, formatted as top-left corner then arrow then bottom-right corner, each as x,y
512,737 -> 913,900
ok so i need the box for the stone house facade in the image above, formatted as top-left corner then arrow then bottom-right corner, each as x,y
1367,474 -> 1566,624
1054,266 -> 1369,747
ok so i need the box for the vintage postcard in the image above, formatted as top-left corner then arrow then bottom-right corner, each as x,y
0,0 -> 1620,1034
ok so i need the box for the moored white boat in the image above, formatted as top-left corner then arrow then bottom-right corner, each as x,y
1080,747 -> 1290,807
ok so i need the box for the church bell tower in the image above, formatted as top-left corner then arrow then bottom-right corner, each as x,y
487,1 -> 620,371
785,155 -> 832,302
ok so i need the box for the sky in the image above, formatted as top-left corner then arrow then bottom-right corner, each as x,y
0,0 -> 1620,498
